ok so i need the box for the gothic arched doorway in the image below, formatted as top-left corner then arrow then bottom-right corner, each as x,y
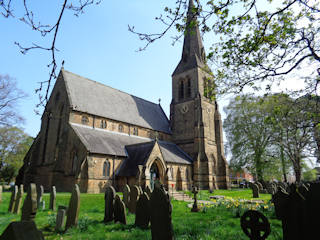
149,158 -> 166,190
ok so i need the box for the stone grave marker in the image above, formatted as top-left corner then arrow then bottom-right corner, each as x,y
8,185 -> 18,213
0,185 -> 2,203
145,185 -> 152,198
0,221 -> 44,240
191,186 -> 199,212
65,184 -> 80,230
128,185 -> 140,214
272,188 -> 289,220
37,185 -> 44,210
122,184 -> 130,208
251,184 -> 259,198
49,186 -> 56,211
13,185 -> 24,214
21,183 -> 37,221
240,210 -> 270,240
104,186 -> 116,223
256,182 -> 263,192
150,184 -> 174,240
55,206 -> 67,231
135,192 -> 150,229
114,194 -> 126,224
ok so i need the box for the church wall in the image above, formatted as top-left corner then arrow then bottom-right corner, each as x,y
166,163 -> 192,191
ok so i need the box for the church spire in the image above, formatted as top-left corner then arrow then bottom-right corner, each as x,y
172,0 -> 206,76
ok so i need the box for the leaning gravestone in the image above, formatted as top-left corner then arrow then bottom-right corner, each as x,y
55,206 -> 67,232
13,185 -> 24,214
49,186 -> 56,211
37,185 -> 44,210
65,184 -> 80,230
128,185 -> 140,214
122,184 -> 130,208
0,221 -> 44,240
114,194 -> 126,224
8,185 -> 18,213
21,183 -> 37,221
251,184 -> 259,198
104,186 -> 116,223
150,185 -> 174,240
240,210 -> 270,240
135,192 -> 150,229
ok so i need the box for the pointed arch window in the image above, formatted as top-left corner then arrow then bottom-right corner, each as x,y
187,79 -> 191,98
72,152 -> 78,174
81,116 -> 89,125
118,124 -> 123,132
103,161 -> 110,177
179,80 -> 184,100
100,120 -> 107,129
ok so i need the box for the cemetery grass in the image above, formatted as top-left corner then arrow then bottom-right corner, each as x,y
0,192 -> 282,240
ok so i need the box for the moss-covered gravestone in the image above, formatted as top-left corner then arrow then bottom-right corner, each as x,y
104,186 -> 116,223
65,184 -> 80,230
128,185 -> 140,214
114,194 -> 126,224
49,186 -> 56,211
150,185 -> 174,240
123,184 -> 130,208
13,185 -> 24,214
135,192 -> 150,229
21,183 -> 37,221
8,185 -> 18,213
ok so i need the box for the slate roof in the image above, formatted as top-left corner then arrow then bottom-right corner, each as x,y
117,140 -> 193,177
70,123 -> 150,156
62,69 -> 171,134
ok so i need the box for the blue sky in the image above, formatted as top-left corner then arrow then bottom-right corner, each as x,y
1,0 -> 223,138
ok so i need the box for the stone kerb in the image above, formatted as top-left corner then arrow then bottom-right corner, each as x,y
135,192 -> 150,229
65,184 -> 80,230
150,185 -> 174,240
104,186 -> 116,223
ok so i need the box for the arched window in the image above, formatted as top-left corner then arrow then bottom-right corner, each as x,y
72,152 -> 78,174
100,120 -> 107,129
185,168 -> 189,180
81,116 -> 89,125
179,80 -> 184,100
186,79 -> 191,98
133,127 -> 138,135
103,161 -> 110,177
118,124 -> 123,132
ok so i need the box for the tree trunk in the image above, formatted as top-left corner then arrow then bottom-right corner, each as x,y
280,145 -> 287,182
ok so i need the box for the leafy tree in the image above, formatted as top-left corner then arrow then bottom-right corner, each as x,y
302,164 -> 317,181
0,127 -> 33,182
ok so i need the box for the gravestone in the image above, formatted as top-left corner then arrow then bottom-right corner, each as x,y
150,184 -> 174,240
256,182 -> 263,192
265,182 -> 275,195
251,184 -> 259,198
114,194 -> 126,224
55,206 -> 67,231
240,210 -> 270,240
122,184 -> 130,208
65,184 -> 80,230
191,186 -> 199,212
0,185 -> 2,203
8,185 -> 18,213
128,185 -> 140,214
49,186 -> 56,211
104,186 -> 116,223
21,183 -> 37,221
135,192 -> 150,229
0,221 -> 44,240
13,185 -> 24,214
145,185 -> 152,198
37,185 -> 44,210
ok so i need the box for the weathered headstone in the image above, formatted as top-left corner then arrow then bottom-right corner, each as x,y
256,182 -> 263,192
65,184 -> 80,230
49,186 -> 56,211
104,186 -> 116,223
135,192 -> 150,229
240,210 -> 270,240
55,206 -> 67,231
251,184 -> 259,198
128,185 -> 140,214
265,182 -> 275,195
122,184 -> 130,208
114,194 -> 126,224
21,183 -> 37,221
145,185 -> 152,198
0,221 -> 44,240
37,185 -> 44,210
8,185 -> 18,213
191,186 -> 200,212
150,184 -> 174,240
13,185 -> 24,214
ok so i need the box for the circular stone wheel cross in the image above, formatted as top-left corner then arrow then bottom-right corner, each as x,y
240,210 -> 271,240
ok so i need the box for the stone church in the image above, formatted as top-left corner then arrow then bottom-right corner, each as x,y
17,0 -> 230,193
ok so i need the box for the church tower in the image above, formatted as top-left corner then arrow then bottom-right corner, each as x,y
170,0 -> 229,189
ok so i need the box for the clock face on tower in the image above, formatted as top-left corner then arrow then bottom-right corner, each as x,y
180,104 -> 189,114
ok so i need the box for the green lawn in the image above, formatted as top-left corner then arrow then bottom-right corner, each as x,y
0,190 -> 282,240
